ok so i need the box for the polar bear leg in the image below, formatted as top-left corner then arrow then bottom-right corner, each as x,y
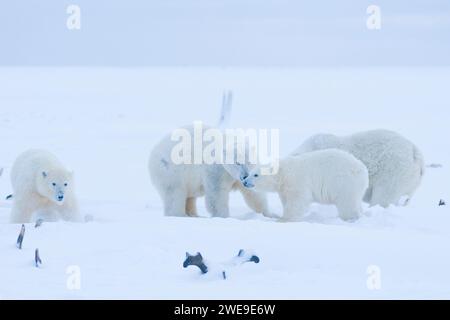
279,193 -> 310,222
185,197 -> 198,217
335,200 -> 362,222
369,184 -> 401,208
205,188 -> 230,218
10,199 -> 34,223
56,196 -> 83,222
335,184 -> 365,221
35,208 -> 60,222
60,207 -> 83,222
203,170 -> 232,218
363,185 -> 373,204
163,188 -> 188,217
237,184 -> 271,217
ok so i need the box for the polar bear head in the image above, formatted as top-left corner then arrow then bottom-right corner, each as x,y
239,165 -> 261,189
238,163 -> 278,192
225,160 -> 279,190
37,169 -> 73,205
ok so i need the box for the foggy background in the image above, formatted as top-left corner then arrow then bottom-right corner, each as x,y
1,0 -> 449,66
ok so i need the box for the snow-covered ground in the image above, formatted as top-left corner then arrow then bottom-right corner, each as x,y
0,67 -> 449,299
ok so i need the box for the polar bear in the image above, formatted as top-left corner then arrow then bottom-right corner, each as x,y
149,125 -> 270,218
239,149 -> 369,222
10,149 -> 81,223
292,129 -> 425,208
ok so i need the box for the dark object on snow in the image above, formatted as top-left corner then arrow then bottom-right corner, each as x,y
35,249 -> 42,267
183,252 -> 208,274
427,163 -> 443,169
16,224 -> 25,249
35,219 -> 44,228
439,199 -> 446,206
238,249 -> 260,264
218,91 -> 233,128
6,194 -> 13,200
222,271 -> 227,280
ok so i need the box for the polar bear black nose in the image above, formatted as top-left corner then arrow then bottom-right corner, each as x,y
57,194 -> 64,201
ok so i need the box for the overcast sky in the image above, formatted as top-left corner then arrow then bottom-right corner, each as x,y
1,0 -> 449,66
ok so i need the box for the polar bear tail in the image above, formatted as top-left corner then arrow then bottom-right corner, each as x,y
217,90 -> 233,130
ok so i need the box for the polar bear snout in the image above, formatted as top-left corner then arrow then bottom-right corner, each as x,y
240,174 -> 254,188
56,191 -> 65,202
46,182 -> 69,204
242,180 -> 254,189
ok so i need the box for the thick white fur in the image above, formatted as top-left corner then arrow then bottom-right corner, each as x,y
149,125 -> 270,218
292,129 -> 424,208
240,149 -> 369,222
10,149 -> 80,223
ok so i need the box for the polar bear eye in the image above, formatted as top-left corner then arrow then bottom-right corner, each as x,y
64,183 -> 68,187
52,183 -> 56,186
254,174 -> 259,178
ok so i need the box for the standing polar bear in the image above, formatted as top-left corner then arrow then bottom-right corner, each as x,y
149,125 -> 270,218
10,149 -> 81,223
239,149 -> 369,222
292,130 -> 424,208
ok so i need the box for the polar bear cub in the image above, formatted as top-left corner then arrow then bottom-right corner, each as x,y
10,149 -> 80,223
292,130 -> 424,208
239,149 -> 369,222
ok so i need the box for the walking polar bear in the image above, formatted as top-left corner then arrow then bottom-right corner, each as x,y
239,149 -> 369,222
149,125 -> 270,218
292,129 -> 425,208
10,149 -> 81,223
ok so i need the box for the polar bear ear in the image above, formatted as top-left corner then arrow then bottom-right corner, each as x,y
238,163 -> 247,173
235,163 -> 249,178
42,171 -> 48,178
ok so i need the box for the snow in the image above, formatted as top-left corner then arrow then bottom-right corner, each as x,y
0,67 -> 449,299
